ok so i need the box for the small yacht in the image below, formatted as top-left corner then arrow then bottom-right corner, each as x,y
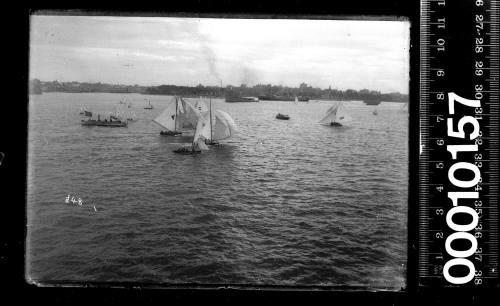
276,113 -> 290,120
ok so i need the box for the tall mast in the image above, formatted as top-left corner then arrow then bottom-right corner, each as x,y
210,98 -> 213,141
174,96 -> 178,131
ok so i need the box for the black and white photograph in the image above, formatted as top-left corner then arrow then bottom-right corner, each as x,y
27,14 -> 410,289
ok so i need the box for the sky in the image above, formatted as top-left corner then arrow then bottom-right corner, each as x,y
30,15 -> 410,94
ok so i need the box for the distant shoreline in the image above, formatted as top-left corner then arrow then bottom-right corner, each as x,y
29,79 -> 409,103
30,92 -> 408,104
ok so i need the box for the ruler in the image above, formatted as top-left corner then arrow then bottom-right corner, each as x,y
419,0 -> 499,287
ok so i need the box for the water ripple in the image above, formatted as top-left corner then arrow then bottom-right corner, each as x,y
27,93 -> 408,288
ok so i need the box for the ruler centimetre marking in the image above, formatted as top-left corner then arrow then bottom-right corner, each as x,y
419,0 -> 499,287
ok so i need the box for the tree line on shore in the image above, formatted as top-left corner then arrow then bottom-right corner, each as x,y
30,79 -> 408,102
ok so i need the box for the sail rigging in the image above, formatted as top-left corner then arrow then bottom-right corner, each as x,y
192,112 -> 210,150
212,110 -> 237,140
153,96 -> 199,132
153,97 -> 178,130
172,97 -> 237,153
208,99 -> 237,141
177,97 -> 199,130
190,98 -> 237,142
79,105 -> 87,114
319,101 -> 352,125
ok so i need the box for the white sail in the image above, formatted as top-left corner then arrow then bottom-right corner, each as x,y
197,112 -> 213,140
192,139 -> 208,151
192,112 -> 211,150
320,101 -> 352,125
177,98 -> 198,131
294,96 -> 298,104
114,104 -> 130,120
212,110 -> 237,140
213,114 -> 230,140
320,102 -> 340,124
153,97 -> 178,130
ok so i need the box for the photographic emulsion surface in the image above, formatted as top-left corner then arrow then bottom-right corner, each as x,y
27,15 -> 410,289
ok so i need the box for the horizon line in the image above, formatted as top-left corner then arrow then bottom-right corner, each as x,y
31,79 -> 409,95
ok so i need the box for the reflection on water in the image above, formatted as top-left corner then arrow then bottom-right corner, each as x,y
27,93 -> 408,288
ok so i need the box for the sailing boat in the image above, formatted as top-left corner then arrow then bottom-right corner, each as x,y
294,96 -> 298,104
205,99 -> 237,145
191,98 -> 237,145
126,111 -> 136,121
172,98 -> 236,153
144,100 -> 153,109
400,102 -> 408,113
173,111 -> 210,154
319,101 -> 352,127
153,96 -> 199,136
373,108 -> 378,115
79,105 -> 86,114
114,103 -> 134,121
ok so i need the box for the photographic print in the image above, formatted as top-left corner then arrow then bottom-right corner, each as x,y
27,14 -> 410,289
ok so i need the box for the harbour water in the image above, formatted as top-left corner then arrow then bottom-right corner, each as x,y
27,93 -> 408,288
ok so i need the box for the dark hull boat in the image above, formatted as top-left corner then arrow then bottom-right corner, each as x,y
225,96 -> 259,102
81,119 -> 127,127
205,139 -> 219,145
363,98 -> 382,105
173,146 -> 201,154
276,113 -> 290,120
160,130 -> 182,136
260,95 -> 309,102
173,141 -> 204,154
